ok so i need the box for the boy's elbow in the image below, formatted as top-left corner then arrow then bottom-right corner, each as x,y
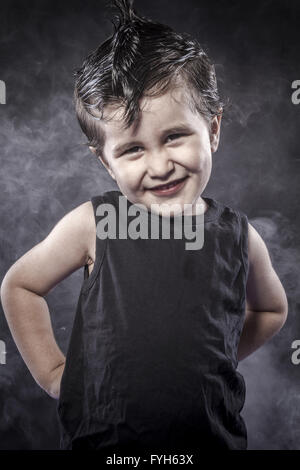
270,277 -> 289,323
278,287 -> 289,319
281,302 -> 288,326
274,294 -> 289,329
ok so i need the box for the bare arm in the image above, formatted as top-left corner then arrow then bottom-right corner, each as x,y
0,201 -> 96,398
237,222 -> 288,362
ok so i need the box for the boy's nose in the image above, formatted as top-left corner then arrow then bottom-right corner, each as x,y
146,150 -> 175,179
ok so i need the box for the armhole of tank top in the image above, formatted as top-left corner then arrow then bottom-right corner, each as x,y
80,195 -> 107,294
237,211 -> 249,281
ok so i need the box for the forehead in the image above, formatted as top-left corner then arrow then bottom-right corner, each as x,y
101,86 -> 203,143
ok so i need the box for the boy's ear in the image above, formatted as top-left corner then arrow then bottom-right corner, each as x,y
98,157 -> 116,181
89,146 -> 97,156
210,113 -> 222,153
88,146 -> 116,181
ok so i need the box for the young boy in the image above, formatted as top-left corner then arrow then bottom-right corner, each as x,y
0,0 -> 288,454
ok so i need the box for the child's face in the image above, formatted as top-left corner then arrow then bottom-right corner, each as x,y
93,85 -> 221,216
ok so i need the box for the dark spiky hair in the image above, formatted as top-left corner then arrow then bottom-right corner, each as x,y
74,0 -> 224,160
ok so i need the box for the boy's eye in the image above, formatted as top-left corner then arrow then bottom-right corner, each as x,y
122,134 -> 186,155
124,146 -> 143,155
166,133 -> 185,141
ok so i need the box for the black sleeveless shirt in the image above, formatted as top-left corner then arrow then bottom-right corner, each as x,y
57,190 -> 249,452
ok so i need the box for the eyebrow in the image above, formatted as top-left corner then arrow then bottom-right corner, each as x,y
112,123 -> 193,155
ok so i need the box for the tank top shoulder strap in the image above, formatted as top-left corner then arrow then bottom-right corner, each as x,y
220,201 -> 249,280
207,197 -> 249,280
81,193 -> 108,293
236,209 -> 249,280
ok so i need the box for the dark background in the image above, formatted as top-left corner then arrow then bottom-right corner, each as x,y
0,0 -> 299,450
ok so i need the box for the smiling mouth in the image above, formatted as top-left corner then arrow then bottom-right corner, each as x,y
149,176 -> 188,190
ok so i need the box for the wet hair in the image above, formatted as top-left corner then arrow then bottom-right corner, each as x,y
74,0 -> 224,160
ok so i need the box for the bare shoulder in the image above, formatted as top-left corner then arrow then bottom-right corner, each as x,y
246,222 -> 288,314
247,222 -> 273,274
